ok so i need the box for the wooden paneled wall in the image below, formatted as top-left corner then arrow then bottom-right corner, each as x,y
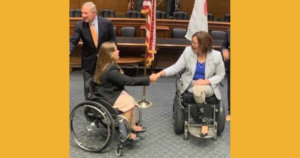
180,0 -> 230,18
70,0 -> 129,16
207,0 -> 230,18
70,0 -> 230,18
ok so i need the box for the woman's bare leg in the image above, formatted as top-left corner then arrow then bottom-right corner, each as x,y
123,108 -> 132,122
130,106 -> 144,131
130,107 -> 136,129
123,108 -> 137,139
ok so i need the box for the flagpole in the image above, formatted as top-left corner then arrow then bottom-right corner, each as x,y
137,49 -> 152,108
138,0 -> 156,108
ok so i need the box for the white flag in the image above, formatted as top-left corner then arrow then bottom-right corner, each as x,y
185,0 -> 208,41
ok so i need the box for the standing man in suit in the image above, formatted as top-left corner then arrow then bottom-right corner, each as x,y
70,2 -> 116,99
222,29 -> 230,121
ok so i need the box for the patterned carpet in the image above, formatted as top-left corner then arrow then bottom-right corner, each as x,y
70,70 -> 230,158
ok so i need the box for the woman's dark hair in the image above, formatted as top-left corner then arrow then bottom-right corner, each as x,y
192,31 -> 212,54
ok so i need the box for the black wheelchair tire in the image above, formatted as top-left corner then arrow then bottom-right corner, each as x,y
216,102 -> 226,136
70,101 -> 115,152
174,106 -> 184,134
172,95 -> 178,117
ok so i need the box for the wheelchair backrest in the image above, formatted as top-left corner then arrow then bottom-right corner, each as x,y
85,78 -> 98,101
85,78 -> 119,118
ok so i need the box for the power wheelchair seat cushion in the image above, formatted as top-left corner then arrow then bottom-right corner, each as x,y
181,91 -> 220,105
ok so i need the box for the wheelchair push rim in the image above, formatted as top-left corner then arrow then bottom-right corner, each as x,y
70,101 -> 115,152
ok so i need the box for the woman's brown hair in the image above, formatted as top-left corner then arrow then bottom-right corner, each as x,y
192,31 -> 213,54
93,42 -> 117,84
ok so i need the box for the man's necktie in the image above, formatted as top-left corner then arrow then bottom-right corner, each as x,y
90,23 -> 98,47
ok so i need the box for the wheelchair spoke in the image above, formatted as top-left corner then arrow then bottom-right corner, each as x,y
70,102 -> 115,152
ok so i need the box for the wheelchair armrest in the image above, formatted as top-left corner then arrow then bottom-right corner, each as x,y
176,73 -> 183,90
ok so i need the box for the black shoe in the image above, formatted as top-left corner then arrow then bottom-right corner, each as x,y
128,136 -> 140,141
132,127 -> 147,133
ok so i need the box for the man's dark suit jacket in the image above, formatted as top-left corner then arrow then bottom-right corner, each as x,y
94,64 -> 150,105
70,16 -> 116,73
221,29 -> 230,70
221,29 -> 230,52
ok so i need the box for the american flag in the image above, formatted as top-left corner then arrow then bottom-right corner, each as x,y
141,0 -> 156,67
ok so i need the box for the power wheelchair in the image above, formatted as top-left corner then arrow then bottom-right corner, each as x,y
173,74 -> 226,140
70,78 -> 143,156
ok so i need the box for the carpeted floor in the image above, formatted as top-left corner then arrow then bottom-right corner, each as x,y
70,70 -> 230,158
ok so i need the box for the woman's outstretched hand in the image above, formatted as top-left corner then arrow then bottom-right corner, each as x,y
150,73 -> 160,83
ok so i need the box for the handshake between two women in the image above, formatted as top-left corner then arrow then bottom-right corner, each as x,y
149,71 -> 164,83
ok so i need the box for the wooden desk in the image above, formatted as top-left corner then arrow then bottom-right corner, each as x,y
70,17 -> 230,38
116,37 -> 222,49
140,25 -> 170,38
115,37 -> 223,71
76,37 -> 222,49
71,37 -> 223,71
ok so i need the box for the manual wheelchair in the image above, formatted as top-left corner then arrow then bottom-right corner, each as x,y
70,78 -> 143,156
173,74 -> 226,140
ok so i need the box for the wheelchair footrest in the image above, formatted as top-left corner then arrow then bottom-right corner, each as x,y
188,125 -> 216,138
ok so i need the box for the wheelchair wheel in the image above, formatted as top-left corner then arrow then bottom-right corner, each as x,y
216,102 -> 226,136
134,105 -> 142,126
172,95 -> 178,121
173,105 -> 184,134
70,101 -> 115,152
